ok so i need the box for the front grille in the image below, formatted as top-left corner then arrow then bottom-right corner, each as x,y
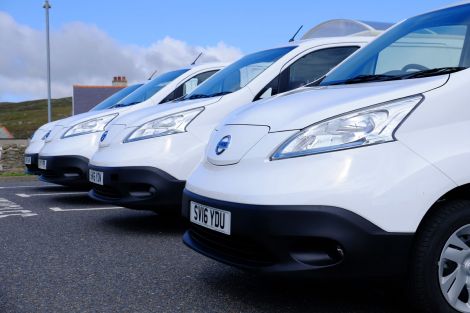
189,225 -> 277,266
93,185 -> 122,199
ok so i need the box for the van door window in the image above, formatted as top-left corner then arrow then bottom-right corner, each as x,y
254,46 -> 359,101
160,70 -> 219,103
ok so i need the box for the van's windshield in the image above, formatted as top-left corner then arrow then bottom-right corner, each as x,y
113,69 -> 189,107
183,47 -> 295,100
320,4 -> 470,86
90,84 -> 143,111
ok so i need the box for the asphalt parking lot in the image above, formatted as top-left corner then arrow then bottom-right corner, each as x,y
0,177 -> 417,313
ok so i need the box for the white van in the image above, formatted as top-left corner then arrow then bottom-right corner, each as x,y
37,63 -> 224,186
24,83 -> 143,175
88,23 -> 381,211
182,3 -> 470,312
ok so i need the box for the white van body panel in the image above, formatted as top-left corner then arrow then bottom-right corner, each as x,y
90,37 -> 374,180
38,63 -> 226,160
24,121 -> 57,155
185,74 -> 466,233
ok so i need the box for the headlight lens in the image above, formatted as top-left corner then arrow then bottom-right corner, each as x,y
62,114 -> 118,138
41,130 -> 51,140
124,107 -> 204,143
271,95 -> 423,160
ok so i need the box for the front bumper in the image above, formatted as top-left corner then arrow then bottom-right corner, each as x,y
88,165 -> 185,212
24,153 -> 41,175
38,155 -> 90,186
182,189 -> 413,277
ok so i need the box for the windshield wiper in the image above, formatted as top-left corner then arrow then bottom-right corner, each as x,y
328,74 -> 400,86
305,76 -> 326,87
112,101 -> 141,108
207,91 -> 233,97
186,94 -> 210,100
186,91 -> 233,100
398,67 -> 466,79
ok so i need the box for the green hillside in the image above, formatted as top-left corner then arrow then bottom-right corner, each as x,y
0,98 -> 72,139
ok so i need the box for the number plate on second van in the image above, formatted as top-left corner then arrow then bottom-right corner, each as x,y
89,169 -> 104,185
38,159 -> 47,170
190,201 -> 231,235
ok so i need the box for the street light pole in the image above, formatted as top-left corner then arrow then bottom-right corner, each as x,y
43,0 -> 52,123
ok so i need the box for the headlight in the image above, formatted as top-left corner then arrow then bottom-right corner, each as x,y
271,95 -> 423,160
41,130 -> 51,140
62,114 -> 118,138
124,107 -> 204,143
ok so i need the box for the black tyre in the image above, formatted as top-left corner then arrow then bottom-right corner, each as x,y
410,200 -> 470,313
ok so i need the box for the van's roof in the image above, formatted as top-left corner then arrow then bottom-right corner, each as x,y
275,34 -> 376,51
301,19 -> 393,40
187,62 -> 227,70
414,1 -> 470,16
437,1 -> 470,10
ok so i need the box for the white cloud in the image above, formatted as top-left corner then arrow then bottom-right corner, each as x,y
0,12 -> 243,102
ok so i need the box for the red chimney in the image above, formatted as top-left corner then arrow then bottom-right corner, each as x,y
112,76 -> 128,87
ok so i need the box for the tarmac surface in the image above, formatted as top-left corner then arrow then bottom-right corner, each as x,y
0,178 -> 417,313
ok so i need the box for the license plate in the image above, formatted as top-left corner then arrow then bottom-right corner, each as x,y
38,159 -> 47,170
190,201 -> 231,235
89,169 -> 104,185
24,156 -> 32,165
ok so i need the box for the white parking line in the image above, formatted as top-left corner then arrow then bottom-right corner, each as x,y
0,185 -> 45,189
0,197 -> 37,218
16,192 -> 88,198
49,206 -> 123,212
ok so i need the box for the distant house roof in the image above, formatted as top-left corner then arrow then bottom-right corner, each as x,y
0,126 -> 13,139
73,85 -> 124,115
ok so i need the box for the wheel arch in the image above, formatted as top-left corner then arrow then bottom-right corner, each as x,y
416,183 -> 470,234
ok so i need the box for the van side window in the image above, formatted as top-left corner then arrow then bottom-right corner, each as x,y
254,46 -> 359,101
160,70 -> 219,103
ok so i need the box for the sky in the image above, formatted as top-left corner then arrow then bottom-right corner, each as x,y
0,0 -> 454,102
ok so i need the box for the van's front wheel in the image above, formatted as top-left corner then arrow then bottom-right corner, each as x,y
411,200 -> 470,313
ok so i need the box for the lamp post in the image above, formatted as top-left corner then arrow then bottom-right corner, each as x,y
43,0 -> 52,122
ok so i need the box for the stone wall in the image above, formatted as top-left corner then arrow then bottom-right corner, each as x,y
0,140 -> 28,173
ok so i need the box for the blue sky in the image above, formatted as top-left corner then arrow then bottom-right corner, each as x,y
2,0 -> 453,53
0,0 -> 455,101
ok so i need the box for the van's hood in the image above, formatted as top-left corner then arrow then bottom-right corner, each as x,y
38,120 -> 58,131
54,106 -> 128,127
224,76 -> 449,132
111,97 -> 222,127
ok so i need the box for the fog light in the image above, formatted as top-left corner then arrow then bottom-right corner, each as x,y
129,191 -> 152,198
290,238 -> 344,267
64,173 -> 80,177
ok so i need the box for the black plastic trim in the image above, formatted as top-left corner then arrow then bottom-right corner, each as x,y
24,153 -> 41,175
88,165 -> 185,212
182,189 -> 414,277
38,155 -> 90,186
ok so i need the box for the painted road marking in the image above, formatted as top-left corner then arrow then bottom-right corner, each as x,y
49,206 -> 123,212
16,192 -> 89,198
0,185 -> 46,190
0,197 -> 37,218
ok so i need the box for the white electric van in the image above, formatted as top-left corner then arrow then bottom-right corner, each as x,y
87,21 -> 384,211
37,63 -> 224,185
24,83 -> 143,174
182,3 -> 470,313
